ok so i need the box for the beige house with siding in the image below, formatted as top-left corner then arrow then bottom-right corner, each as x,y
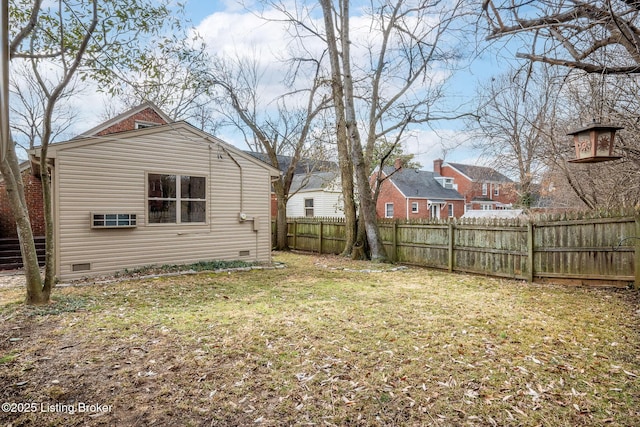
30,117 -> 279,280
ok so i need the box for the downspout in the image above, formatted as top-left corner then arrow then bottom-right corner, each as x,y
406,198 -> 409,220
208,144 -> 213,232
220,145 -> 244,214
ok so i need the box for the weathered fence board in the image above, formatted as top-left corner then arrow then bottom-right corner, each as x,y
274,212 -> 638,287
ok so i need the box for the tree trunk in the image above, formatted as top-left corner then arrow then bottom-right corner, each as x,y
319,0 -> 357,256
40,155 -> 55,295
275,191 -> 289,250
340,0 -> 387,262
337,116 -> 357,256
0,140 -> 46,304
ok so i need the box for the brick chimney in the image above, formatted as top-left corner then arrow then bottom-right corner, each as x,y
394,158 -> 404,170
433,158 -> 443,175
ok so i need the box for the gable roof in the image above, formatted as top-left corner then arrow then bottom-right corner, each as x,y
74,102 -> 172,139
30,121 -> 280,177
290,171 -> 340,193
383,167 -> 464,200
444,162 -> 513,183
246,152 -> 337,175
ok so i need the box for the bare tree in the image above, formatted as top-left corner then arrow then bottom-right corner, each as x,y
482,1 -> 640,210
9,62 -> 78,153
207,52 -> 329,250
483,1 -> 640,74
470,68 -> 555,207
317,0 -> 469,261
543,73 -> 640,209
112,35 -> 222,133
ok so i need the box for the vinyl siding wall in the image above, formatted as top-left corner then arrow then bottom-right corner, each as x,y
287,190 -> 344,218
52,127 -> 273,280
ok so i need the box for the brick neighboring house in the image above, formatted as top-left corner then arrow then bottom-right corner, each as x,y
433,159 -> 518,211
373,166 -> 465,220
77,102 -> 171,137
0,161 -> 45,238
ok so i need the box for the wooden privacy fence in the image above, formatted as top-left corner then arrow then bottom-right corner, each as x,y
274,213 -> 639,287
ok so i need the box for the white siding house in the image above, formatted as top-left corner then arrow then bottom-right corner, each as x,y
31,121 -> 279,280
286,171 -> 344,218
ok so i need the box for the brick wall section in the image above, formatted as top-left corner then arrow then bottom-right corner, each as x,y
95,108 -> 168,136
375,176 -> 408,219
374,174 -> 465,219
0,169 -> 45,238
437,163 -> 519,208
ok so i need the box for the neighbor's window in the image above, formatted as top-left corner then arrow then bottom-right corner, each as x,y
482,183 -> 488,196
304,198 -> 314,217
135,121 -> 158,130
448,203 -> 454,218
443,178 -> 454,189
411,202 -> 419,213
494,185 -> 499,196
385,203 -> 394,218
148,174 -> 206,224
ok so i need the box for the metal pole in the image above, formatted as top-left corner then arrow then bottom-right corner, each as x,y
0,0 -> 9,162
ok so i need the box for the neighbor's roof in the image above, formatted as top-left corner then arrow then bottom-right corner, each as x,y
445,162 -> 513,183
383,167 -> 464,200
246,152 -> 337,175
290,171 -> 340,192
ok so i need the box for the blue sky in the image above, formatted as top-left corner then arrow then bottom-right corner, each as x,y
181,1 -> 520,170
79,1 -> 515,170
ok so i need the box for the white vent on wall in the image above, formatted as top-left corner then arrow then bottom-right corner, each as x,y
92,213 -> 137,228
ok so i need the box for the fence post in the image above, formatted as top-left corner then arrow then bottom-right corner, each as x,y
393,221 -> 398,262
635,213 -> 640,289
448,222 -> 454,272
293,220 -> 297,251
318,220 -> 323,254
527,221 -> 534,283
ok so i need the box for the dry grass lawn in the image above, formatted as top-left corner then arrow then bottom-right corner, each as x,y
0,252 -> 639,426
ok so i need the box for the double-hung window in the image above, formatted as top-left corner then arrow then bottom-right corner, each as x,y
304,198 -> 314,217
385,203 -> 394,218
148,174 -> 206,224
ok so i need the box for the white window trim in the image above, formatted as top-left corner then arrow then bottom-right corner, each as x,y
135,120 -> 159,130
482,183 -> 488,196
385,203 -> 394,218
304,198 -> 314,217
147,173 -> 207,225
448,203 -> 454,218
411,202 -> 419,213
494,185 -> 500,196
